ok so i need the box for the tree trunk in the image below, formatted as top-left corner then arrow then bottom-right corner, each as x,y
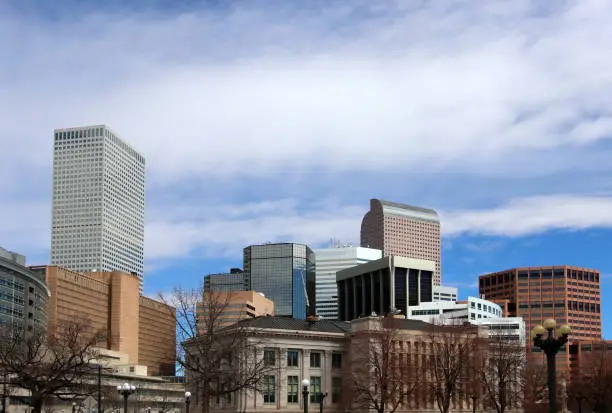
30,394 -> 44,413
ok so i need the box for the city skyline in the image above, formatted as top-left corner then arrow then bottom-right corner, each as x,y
2,0 -> 612,338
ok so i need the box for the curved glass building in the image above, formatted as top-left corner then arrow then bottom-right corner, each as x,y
0,247 -> 50,331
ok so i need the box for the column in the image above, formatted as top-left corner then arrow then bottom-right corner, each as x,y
279,348 -> 288,409
302,349 -> 311,409
324,351 -> 333,405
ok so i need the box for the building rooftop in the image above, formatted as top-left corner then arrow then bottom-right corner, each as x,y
375,199 -> 440,223
234,316 -> 352,333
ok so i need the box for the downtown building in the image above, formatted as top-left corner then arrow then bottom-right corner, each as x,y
360,199 -> 442,284
51,125 -> 145,281
314,246 -> 382,320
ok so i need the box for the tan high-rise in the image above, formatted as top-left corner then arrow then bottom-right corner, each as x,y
360,199 -> 442,285
34,265 -> 176,376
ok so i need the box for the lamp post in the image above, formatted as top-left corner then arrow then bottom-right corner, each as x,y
531,319 -> 570,413
116,383 -> 136,413
470,395 -> 478,413
72,402 -> 76,413
184,392 -> 191,413
319,392 -> 328,413
301,379 -> 310,413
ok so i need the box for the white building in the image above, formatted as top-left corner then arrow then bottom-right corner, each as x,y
314,246 -> 382,319
474,317 -> 527,345
50,125 -> 145,280
407,296 -> 502,322
433,285 -> 458,302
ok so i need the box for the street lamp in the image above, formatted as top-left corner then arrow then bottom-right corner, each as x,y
72,402 -> 76,413
531,319 -> 570,413
318,392 -> 328,413
184,392 -> 191,413
116,383 -> 136,413
301,379 -> 310,413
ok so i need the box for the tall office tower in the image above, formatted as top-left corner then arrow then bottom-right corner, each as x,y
479,266 -> 602,374
51,126 -> 145,280
244,243 -> 316,319
204,268 -> 250,292
314,246 -> 382,319
360,199 -> 442,285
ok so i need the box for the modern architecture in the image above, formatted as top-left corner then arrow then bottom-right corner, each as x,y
336,255 -> 435,321
314,246 -> 382,319
433,285 -> 458,302
406,296 -> 503,322
360,199 -> 442,284
204,268 -> 250,292
51,125 -> 145,281
30,265 -> 175,376
0,247 -> 50,331
198,290 -> 274,329
244,243 -> 316,319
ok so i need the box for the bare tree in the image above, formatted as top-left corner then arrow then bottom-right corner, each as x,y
423,321 -> 481,413
160,287 -> 271,413
0,319 -> 103,413
567,342 -> 612,413
348,315 -> 418,413
478,332 -> 526,413
521,362 -> 548,413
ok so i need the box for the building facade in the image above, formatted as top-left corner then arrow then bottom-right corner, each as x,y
360,199 -> 442,285
406,296 -> 503,322
31,265 -> 175,376
0,247 -> 50,331
479,266 -> 601,375
198,291 -> 275,329
244,244 -> 316,319
314,246 -> 382,319
50,125 -> 145,280
433,285 -> 458,302
336,256 -> 435,321
205,268 -> 250,292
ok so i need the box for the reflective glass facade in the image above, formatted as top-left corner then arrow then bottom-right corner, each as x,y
0,248 -> 50,332
244,244 -> 315,318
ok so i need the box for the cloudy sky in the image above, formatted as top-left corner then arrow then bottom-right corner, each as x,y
1,0 -> 611,336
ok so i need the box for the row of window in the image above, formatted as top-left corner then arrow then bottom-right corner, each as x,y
264,350 -> 342,369
262,375 -> 342,404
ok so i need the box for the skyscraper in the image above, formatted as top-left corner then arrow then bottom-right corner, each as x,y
50,125 -> 145,280
314,246 -> 382,319
360,199 -> 442,284
244,243 -> 315,319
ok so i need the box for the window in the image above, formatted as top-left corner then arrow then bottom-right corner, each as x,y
287,350 -> 299,367
287,376 -> 299,403
332,377 -> 342,403
310,352 -> 321,368
263,375 -> 276,404
310,376 -> 322,403
264,350 -> 276,366
332,353 -> 342,369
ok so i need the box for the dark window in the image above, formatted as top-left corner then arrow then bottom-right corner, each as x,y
263,376 -> 276,403
287,350 -> 299,367
287,376 -> 299,403
264,350 -> 276,366
310,352 -> 321,368
310,377 -> 322,403
332,353 -> 342,369
332,377 -> 342,403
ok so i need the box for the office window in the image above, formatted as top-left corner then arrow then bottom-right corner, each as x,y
310,352 -> 321,368
263,375 -> 276,404
332,377 -> 342,403
287,376 -> 299,403
264,350 -> 276,366
287,350 -> 299,367
332,353 -> 342,369
310,376 -> 322,403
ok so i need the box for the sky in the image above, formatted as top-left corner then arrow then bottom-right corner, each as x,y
1,0 -> 611,337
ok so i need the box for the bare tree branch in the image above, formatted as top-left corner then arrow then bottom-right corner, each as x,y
567,341 -> 612,413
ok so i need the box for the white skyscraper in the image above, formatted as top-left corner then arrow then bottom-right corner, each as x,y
50,125 -> 145,280
314,246 -> 382,319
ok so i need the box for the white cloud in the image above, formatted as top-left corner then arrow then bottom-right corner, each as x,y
2,1 -> 612,183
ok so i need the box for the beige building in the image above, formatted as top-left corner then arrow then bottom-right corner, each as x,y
187,315 -> 521,413
30,265 -> 176,376
360,199 -> 442,285
199,291 -> 274,329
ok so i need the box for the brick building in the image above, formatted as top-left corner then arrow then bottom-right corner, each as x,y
360,199 -> 442,285
30,265 -> 176,376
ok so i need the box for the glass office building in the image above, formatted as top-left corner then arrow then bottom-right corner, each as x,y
0,247 -> 50,332
244,243 -> 316,318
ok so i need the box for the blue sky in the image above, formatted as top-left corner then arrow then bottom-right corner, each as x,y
1,0 -> 611,337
